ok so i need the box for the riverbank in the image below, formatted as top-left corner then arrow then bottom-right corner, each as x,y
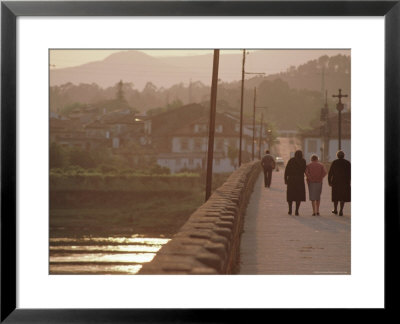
50,173 -> 230,238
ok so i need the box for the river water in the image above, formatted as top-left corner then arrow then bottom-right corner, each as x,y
49,236 -> 170,274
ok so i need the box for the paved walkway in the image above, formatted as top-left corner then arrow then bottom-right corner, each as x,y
239,170 -> 351,275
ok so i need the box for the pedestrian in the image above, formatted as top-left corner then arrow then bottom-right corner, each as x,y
261,150 -> 275,188
305,154 -> 327,216
328,150 -> 351,216
284,150 -> 306,215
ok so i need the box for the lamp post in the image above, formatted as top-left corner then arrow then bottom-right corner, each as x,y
258,112 -> 264,160
252,87 -> 268,160
238,50 -> 265,166
320,90 -> 330,162
332,88 -> 348,150
267,129 -> 273,153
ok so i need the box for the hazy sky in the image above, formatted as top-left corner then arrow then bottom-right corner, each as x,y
50,49 -> 247,69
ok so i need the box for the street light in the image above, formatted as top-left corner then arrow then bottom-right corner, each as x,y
267,129 -> 273,152
252,87 -> 268,160
320,90 -> 330,162
238,49 -> 266,166
257,113 -> 271,160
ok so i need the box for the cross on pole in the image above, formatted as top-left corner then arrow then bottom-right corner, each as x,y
332,88 -> 348,106
332,88 -> 348,150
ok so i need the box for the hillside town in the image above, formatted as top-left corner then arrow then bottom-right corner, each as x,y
50,101 -> 268,173
50,96 -> 350,174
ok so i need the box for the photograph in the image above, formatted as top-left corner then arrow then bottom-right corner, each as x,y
49,49 -> 351,275
2,0 -> 397,318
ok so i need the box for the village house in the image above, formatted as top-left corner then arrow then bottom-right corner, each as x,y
50,105 -> 151,152
154,108 -> 256,173
50,117 -> 110,150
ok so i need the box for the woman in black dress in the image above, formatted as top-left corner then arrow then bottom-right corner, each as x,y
328,150 -> 351,216
284,150 -> 306,215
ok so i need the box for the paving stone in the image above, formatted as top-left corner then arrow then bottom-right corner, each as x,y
239,173 -> 351,275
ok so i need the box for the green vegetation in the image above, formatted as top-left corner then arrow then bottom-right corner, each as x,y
50,143 -> 167,173
50,189 -> 205,238
50,167 -> 230,238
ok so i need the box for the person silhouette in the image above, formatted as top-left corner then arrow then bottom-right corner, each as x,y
284,150 -> 306,215
305,154 -> 327,216
328,150 -> 351,216
261,150 -> 275,188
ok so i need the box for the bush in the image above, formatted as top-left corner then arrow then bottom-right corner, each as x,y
147,164 -> 170,175
97,164 -> 118,174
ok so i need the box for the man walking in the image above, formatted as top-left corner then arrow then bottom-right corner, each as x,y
261,150 -> 275,188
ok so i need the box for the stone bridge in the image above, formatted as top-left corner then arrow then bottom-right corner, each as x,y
140,159 -> 350,275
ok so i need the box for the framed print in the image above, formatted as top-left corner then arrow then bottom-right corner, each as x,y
1,0 -> 399,322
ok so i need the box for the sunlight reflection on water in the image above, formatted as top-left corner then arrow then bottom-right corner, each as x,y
50,264 -> 143,275
50,244 -> 162,253
50,237 -> 170,245
49,236 -> 170,275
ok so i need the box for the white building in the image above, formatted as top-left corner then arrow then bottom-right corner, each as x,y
156,112 -> 257,173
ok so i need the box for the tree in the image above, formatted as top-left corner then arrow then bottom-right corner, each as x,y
116,80 -> 126,103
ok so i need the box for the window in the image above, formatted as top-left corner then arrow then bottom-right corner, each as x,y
216,139 -> 224,151
194,124 -> 207,133
180,138 -> 189,150
308,139 -> 317,153
194,139 -> 202,151
229,139 -> 237,149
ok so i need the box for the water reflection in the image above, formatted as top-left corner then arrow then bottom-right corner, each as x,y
49,236 -> 169,275
50,264 -> 143,275
50,252 -> 156,263
50,244 -> 162,253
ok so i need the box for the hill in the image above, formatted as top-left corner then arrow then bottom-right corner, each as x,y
50,49 -> 349,90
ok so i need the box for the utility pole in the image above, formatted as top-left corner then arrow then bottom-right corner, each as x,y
252,87 -> 256,160
252,87 -> 268,160
238,50 -> 265,165
205,50 -> 220,201
332,88 -> 348,150
239,49 -> 246,167
258,112 -> 264,160
320,90 -> 330,162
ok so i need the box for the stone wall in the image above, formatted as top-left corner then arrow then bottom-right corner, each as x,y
139,160 -> 261,274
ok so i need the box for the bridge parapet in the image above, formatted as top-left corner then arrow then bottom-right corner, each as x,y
139,160 -> 261,274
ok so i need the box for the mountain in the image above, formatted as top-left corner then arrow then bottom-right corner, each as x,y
50,49 -> 350,90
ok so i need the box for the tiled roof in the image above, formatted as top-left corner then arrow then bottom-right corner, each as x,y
100,112 -> 139,125
170,112 -> 250,137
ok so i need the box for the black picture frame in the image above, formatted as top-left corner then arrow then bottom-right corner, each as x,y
1,0 -> 399,322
